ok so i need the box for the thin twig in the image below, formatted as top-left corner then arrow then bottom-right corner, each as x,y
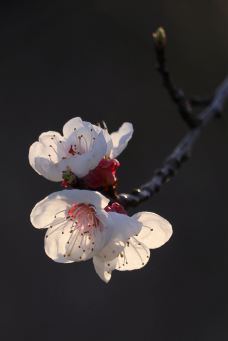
189,96 -> 213,107
117,75 -> 228,209
152,27 -> 213,128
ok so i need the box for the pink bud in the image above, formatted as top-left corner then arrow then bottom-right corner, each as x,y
104,202 -> 127,215
83,158 -> 120,190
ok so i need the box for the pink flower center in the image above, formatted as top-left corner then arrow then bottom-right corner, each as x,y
67,203 -> 100,233
68,145 -> 77,156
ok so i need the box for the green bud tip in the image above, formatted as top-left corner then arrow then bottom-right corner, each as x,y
152,27 -> 167,48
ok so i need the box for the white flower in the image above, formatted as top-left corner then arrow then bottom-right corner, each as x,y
29,117 -> 133,182
30,189 -> 140,264
30,189 -> 172,283
93,212 -> 173,283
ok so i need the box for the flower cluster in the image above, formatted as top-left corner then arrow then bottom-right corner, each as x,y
29,117 -> 172,283
29,117 -> 133,189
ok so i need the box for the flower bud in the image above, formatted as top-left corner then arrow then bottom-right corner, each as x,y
105,202 -> 127,215
152,27 -> 167,49
83,158 -> 120,190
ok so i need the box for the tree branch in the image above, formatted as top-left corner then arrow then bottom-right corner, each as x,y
116,33 -> 228,209
189,96 -> 213,107
152,27 -> 213,128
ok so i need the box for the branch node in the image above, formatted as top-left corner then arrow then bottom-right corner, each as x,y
116,26 -> 228,209
117,76 -> 228,208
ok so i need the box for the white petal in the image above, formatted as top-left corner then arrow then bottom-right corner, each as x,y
42,196 -> 111,263
30,192 -> 70,229
90,124 -> 102,134
83,121 -> 102,134
29,141 -> 62,181
109,122 -> 133,158
38,131 -> 70,160
103,129 -> 113,157
133,212 -> 173,249
93,255 -> 117,283
92,212 -> 143,281
60,189 -> 110,210
29,141 -> 46,174
45,222 -> 74,263
62,117 -> 84,137
29,119 -> 108,181
39,131 -> 63,147
30,190 -> 110,230
93,236 -> 150,279
96,239 -> 125,262
106,212 -> 141,242
66,227 -> 108,262
116,237 -> 150,271
66,125 -> 98,154
58,130 -> 107,178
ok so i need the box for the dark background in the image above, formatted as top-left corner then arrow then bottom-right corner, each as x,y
1,1 -> 227,340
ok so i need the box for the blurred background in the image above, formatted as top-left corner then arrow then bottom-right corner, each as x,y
0,1 -> 227,340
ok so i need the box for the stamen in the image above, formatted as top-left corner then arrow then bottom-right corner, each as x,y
41,216 -> 65,230
54,209 -> 67,219
81,135 -> 88,152
46,220 -> 69,238
66,228 -> 81,256
49,145 -> 58,155
142,224 -> 154,231
68,145 -> 76,156
67,203 -> 100,233
131,237 -> 149,266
